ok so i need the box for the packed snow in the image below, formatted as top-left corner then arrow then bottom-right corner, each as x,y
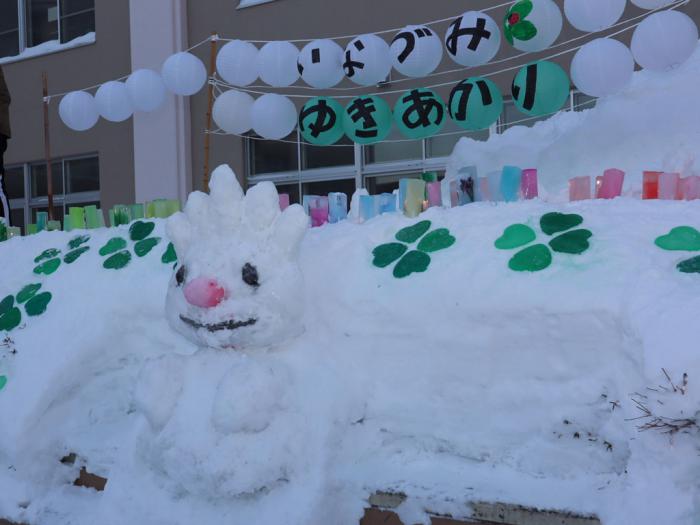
0,33 -> 96,66
1,40 -> 700,525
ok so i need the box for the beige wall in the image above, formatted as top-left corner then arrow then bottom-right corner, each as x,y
186,0 -> 700,191
3,0 -> 134,212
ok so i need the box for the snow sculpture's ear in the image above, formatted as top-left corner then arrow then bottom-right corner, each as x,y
166,211 -> 193,259
272,204 -> 308,256
243,181 -> 281,232
209,165 -> 244,225
183,190 -> 211,232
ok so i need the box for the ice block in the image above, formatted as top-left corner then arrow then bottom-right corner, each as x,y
328,192 -> 348,223
598,169 -> 624,199
521,169 -> 538,200
487,171 -> 503,202
279,193 -> 290,211
643,171 -> 661,200
500,166 -> 522,203
680,175 -> 700,201
426,182 -> 442,207
658,172 -> 680,200
569,176 -> 591,201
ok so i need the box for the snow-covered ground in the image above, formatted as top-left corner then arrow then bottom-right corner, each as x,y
1,40 -> 700,525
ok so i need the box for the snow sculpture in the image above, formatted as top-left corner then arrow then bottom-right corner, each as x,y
165,164 -> 308,350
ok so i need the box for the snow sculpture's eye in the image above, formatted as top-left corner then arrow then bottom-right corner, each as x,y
242,263 -> 259,288
176,265 -> 186,287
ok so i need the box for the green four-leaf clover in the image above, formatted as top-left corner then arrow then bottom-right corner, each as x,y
373,220 -> 456,278
655,226 -> 700,274
495,213 -> 593,272
503,0 -> 537,46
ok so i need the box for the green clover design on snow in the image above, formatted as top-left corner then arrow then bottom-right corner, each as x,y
0,282 -> 53,333
495,212 -> 593,272
504,0 -> 537,46
372,220 -> 456,278
99,220 -> 176,270
654,226 -> 700,274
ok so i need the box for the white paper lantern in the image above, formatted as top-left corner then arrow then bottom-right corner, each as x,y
630,0 -> 673,9
571,38 -> 634,97
390,25 -> 443,77
126,69 -> 166,112
297,39 -> 345,88
258,41 -> 300,87
343,34 -> 392,86
444,12 -> 501,67
510,0 -> 562,53
631,10 -> 698,71
217,40 -> 259,87
251,94 -> 297,140
95,81 -> 133,122
58,91 -> 99,131
564,0 -> 626,32
213,90 -> 254,135
161,52 -> 207,96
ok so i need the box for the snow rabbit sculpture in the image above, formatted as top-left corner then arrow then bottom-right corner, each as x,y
165,164 -> 308,350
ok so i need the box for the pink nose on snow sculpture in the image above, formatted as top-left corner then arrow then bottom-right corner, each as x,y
184,277 -> 226,308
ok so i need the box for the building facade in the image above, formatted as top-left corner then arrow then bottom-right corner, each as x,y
2,0 -> 698,233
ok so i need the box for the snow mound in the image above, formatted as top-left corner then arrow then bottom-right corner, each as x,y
448,43 -> 700,199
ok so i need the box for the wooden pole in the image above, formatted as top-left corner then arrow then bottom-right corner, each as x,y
42,72 -> 55,221
203,33 -> 218,193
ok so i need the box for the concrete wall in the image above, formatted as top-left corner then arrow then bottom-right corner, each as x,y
2,0 -> 134,212
186,0 -> 700,190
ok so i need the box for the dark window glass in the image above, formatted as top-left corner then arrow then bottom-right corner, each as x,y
60,8 -> 95,43
60,0 -> 94,15
32,205 -> 64,224
364,128 -> 422,164
10,208 -> 25,233
302,136 -> 354,170
30,161 -> 63,198
66,156 -> 99,193
4,166 -> 25,200
26,0 -> 59,47
574,93 -> 596,111
275,183 -> 300,205
302,179 -> 356,202
365,172 -> 421,195
248,134 -> 298,175
0,1 -> 19,57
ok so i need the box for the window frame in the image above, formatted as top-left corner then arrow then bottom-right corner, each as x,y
0,0 -> 95,61
237,0 -> 279,8
5,153 -> 100,233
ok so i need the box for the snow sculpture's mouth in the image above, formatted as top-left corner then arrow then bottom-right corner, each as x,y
179,315 -> 258,332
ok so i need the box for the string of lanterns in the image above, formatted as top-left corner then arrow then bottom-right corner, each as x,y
57,0 -> 697,145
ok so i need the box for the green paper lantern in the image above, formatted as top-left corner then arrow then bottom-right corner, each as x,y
298,97 -> 345,146
343,95 -> 392,145
511,61 -> 570,117
394,88 -> 445,140
448,77 -> 503,130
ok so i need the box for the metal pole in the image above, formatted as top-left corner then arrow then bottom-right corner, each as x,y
42,72 -> 55,221
202,32 -> 218,193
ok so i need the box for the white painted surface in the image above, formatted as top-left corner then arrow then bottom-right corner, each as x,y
129,0 -> 192,204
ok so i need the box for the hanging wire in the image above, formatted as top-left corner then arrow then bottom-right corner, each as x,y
217,0 -> 519,44
44,34 -> 215,102
212,0 -> 691,100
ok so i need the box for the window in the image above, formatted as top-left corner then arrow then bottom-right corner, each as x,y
574,92 -> 597,111
4,154 -> 99,234
0,0 -> 95,59
302,136 -> 354,170
247,133 -> 298,176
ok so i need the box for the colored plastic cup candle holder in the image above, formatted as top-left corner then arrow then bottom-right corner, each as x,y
658,172 -> 680,200
500,166 -> 522,203
426,182 -> 442,207
486,171 -> 503,202
521,169 -> 538,200
403,179 -> 426,218
7,226 -> 21,238
129,204 -> 145,220
680,176 -> 700,200
36,211 -> 48,232
569,176 -> 591,202
279,194 -> 290,211
359,195 -> 377,222
449,181 -> 459,207
422,171 -> 438,183
378,193 -> 396,214
598,169 -> 624,199
643,171 -> 661,200
302,195 -> 322,215
47,220 -> 61,231
478,177 -> 490,202
307,197 -> 329,227
595,176 -> 603,198
68,207 -> 86,229
328,192 -> 347,223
